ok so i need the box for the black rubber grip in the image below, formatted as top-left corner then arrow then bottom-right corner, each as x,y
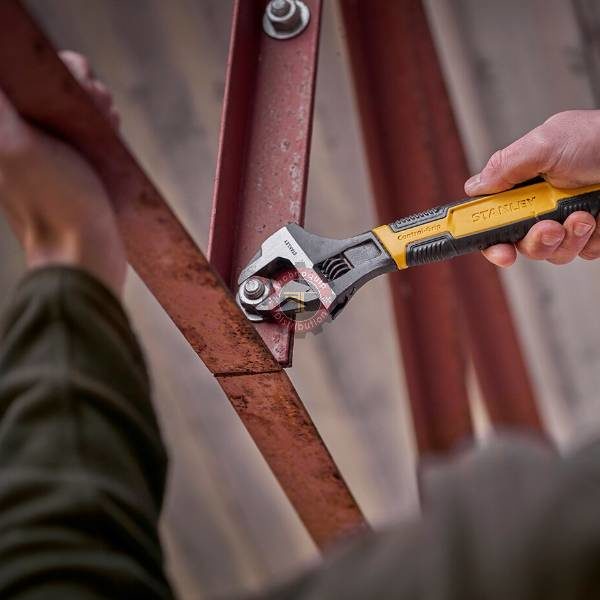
390,198 -> 465,233
405,191 -> 600,267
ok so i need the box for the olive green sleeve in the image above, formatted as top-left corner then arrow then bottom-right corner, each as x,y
0,267 -> 173,600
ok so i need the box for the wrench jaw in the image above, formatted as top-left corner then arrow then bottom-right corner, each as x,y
237,223 -> 396,323
237,226 -> 314,286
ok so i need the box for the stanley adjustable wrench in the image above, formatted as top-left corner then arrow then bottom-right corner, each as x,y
237,179 -> 600,323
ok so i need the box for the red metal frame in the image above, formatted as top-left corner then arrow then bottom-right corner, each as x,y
209,0 -> 322,367
340,0 -> 472,453
340,0 -> 541,452
0,0 -> 545,554
0,0 -> 365,549
401,0 -> 541,432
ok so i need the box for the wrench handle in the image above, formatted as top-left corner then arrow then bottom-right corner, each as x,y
372,179 -> 600,269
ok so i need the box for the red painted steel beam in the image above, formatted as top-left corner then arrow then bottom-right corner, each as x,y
404,2 -> 542,433
0,0 -> 365,548
340,0 -> 472,453
209,0 -> 322,367
340,0 -> 541,450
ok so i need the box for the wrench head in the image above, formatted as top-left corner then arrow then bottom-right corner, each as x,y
237,223 -> 395,323
237,224 -> 319,285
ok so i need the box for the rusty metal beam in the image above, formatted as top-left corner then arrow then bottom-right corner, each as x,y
208,0 -> 322,367
340,0 -> 542,447
0,0 -> 365,548
409,1 -> 541,432
219,371 -> 366,544
573,0 -> 600,105
340,0 -> 472,453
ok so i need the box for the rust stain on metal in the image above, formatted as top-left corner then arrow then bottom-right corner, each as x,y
208,0 -> 322,366
0,0 -> 366,548
340,0 -> 541,449
218,370 -> 367,547
0,5 -> 276,375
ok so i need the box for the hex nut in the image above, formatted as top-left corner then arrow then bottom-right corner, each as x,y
244,277 -> 266,299
263,0 -> 310,40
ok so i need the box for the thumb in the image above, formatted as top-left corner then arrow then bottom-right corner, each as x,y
464,126 -> 553,196
0,88 -> 29,158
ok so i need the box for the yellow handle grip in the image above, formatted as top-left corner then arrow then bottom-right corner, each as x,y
372,180 -> 600,269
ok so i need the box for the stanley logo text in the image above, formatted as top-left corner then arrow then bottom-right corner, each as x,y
471,196 -> 535,223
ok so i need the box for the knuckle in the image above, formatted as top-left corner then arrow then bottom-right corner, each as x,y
580,247 -> 600,260
94,81 -> 108,95
543,110 -> 576,127
77,55 -> 91,73
516,241 -> 538,259
547,253 -> 572,266
529,130 -> 550,157
58,49 -> 77,64
93,82 -> 112,102
64,52 -> 93,81
487,149 -> 506,172
526,127 -> 558,170
519,239 -> 555,260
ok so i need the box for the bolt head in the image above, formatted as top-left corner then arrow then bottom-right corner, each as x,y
270,0 -> 292,17
265,0 -> 307,36
263,0 -> 310,40
244,277 -> 266,299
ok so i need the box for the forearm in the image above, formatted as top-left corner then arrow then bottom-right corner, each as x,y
0,267 -> 173,599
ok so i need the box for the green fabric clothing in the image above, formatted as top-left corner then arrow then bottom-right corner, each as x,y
266,435 -> 600,600
1,266 -> 600,600
0,267 -> 173,599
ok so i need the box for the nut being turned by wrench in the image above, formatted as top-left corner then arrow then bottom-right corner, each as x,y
237,276 -> 273,322
237,224 -> 395,322
263,0 -> 310,40
244,277 -> 265,299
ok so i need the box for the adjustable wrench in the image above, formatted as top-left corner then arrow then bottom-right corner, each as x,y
237,179 -> 600,323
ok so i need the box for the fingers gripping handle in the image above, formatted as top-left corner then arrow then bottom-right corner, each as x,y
372,180 -> 600,269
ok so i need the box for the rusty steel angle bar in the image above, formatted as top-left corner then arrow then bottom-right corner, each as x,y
0,0 -> 365,548
340,0 -> 472,454
208,0 -> 322,367
392,0 -> 542,433
340,0 -> 541,445
218,371 -> 366,546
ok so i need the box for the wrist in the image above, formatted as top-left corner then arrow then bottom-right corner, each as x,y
24,226 -> 127,298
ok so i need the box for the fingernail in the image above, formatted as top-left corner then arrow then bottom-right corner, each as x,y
574,222 -> 594,237
465,174 -> 481,193
541,232 -> 564,246
484,247 -> 509,267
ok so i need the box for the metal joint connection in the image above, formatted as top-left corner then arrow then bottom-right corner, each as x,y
263,0 -> 310,40
237,276 -> 273,322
